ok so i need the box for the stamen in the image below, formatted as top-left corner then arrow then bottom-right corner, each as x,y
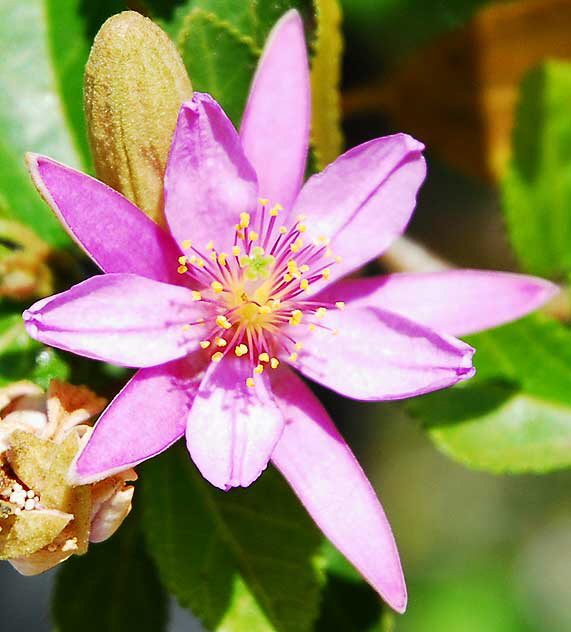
270,357 -> 280,369
182,239 -> 192,249
254,364 -> 264,374
235,343 -> 248,357
246,377 -> 255,388
259,352 -> 270,363
215,337 -> 227,347
211,351 -> 223,362
191,291 -> 202,301
200,340 -> 211,349
335,301 -> 345,310
211,281 -> 224,293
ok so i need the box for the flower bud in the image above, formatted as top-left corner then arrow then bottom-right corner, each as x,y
84,11 -> 193,226
0,380 -> 136,575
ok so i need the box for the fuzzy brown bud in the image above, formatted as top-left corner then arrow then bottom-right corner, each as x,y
84,11 -> 193,226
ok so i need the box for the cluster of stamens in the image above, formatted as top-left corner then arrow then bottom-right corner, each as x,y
177,199 -> 345,387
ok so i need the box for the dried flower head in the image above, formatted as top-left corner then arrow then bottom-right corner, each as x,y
0,380 -> 136,575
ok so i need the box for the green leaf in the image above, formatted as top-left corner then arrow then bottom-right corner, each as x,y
0,308 -> 69,388
310,0 -> 344,170
141,442 -> 322,632
502,61 -> 571,280
315,542 -> 387,632
410,315 -> 571,473
52,514 -> 168,632
178,8 -> 258,125
0,1 -> 127,246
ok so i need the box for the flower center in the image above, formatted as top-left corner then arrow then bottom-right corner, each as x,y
177,199 -> 345,386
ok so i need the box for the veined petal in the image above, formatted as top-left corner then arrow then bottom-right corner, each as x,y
290,306 -> 474,401
165,94 -> 258,253
293,134 -> 426,292
186,356 -> 284,490
270,367 -> 407,613
26,154 -> 182,284
72,357 -> 202,484
240,10 -> 310,212
23,274 -> 205,367
317,271 -> 560,337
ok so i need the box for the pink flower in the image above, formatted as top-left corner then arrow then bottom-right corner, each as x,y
22,11 -> 555,612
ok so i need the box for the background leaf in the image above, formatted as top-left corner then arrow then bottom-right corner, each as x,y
52,512 -> 168,632
503,60 -> 571,280
411,315 -> 571,473
310,0 -> 344,170
141,442 -> 322,632
0,306 -> 69,388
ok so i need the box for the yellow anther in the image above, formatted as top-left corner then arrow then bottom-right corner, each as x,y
235,343 -> 248,357
195,258 -> 205,268
252,246 -> 265,256
209,251 -> 217,261
279,226 -> 288,234
331,328 -> 339,336
308,324 -> 316,332
259,352 -> 270,363
295,342 -> 304,351
324,248 -> 333,258
335,301 -> 346,310
218,253 -> 228,266
322,268 -> 331,280
191,290 -> 202,301
182,239 -> 192,249
215,337 -> 227,347
181,324 -> 191,332
289,310 -> 303,325
300,279 -> 310,291
232,246 -> 241,256
334,256 -> 343,264
270,357 -> 280,369
216,315 -> 232,329
300,264 -> 310,273
177,265 -> 188,274
296,214 -> 307,221
259,198 -> 269,206
211,281 -> 224,293
199,340 -> 211,349
315,235 -> 330,246
297,224 -> 307,233
211,351 -> 223,363
197,317 -> 205,326
178,255 -> 187,265
289,352 -> 298,362
236,230 -> 244,240
206,240 -> 214,250
316,307 -> 327,319
283,273 -> 293,282
271,298 -> 281,308
249,231 -> 259,241
239,255 -> 250,267
254,364 -> 264,374
290,238 -> 303,253
258,305 -> 272,315
239,212 -> 250,228
246,377 -> 256,388
269,204 -> 282,216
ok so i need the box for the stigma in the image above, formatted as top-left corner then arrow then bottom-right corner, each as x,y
178,199 -> 343,386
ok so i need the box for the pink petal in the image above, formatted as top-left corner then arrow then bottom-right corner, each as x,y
293,134 -> 426,292
26,154 -> 182,284
270,367 -> 406,612
240,10 -> 310,212
23,274 -> 205,367
72,357 -> 202,484
290,306 -> 474,400
317,270 -> 559,337
186,356 -> 284,490
164,94 -> 258,253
